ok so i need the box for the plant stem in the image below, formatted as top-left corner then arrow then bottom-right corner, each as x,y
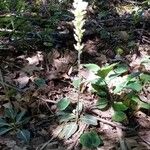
72,0 -> 88,122
76,51 -> 81,122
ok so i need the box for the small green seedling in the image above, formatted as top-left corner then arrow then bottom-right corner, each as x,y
0,107 -> 30,143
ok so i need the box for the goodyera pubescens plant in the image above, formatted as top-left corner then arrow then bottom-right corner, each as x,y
72,0 -> 88,120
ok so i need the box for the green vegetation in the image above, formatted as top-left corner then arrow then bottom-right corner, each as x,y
0,107 -> 30,142
0,0 -> 149,149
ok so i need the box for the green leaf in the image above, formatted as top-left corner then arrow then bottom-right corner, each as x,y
19,117 -> 30,125
0,127 -> 12,135
113,102 -> 128,111
98,91 -> 107,97
80,131 -> 103,148
57,98 -> 70,111
140,102 -> 150,110
106,72 -> 120,83
83,64 -> 100,73
0,118 -> 10,127
140,73 -> 150,83
91,78 -> 107,92
58,113 -> 76,123
34,78 -> 46,87
81,114 -> 97,125
72,78 -> 81,89
4,108 -> 17,120
127,72 -> 140,81
96,98 -> 108,109
76,101 -> 83,113
130,95 -> 141,103
92,78 -> 106,86
60,122 -> 78,139
112,111 -> 127,122
126,81 -> 142,92
123,97 -> 138,110
97,63 -> 118,78
130,95 -> 150,110
113,80 -> 127,94
17,129 -> 30,143
112,72 -> 139,94
114,64 -> 128,74
16,110 -> 26,123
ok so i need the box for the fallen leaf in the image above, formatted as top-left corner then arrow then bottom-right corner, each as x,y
26,51 -> 43,65
14,73 -> 30,89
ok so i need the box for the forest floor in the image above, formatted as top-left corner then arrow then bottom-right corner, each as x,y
0,1 -> 150,150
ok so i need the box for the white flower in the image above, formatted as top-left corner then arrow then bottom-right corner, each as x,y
72,0 -> 88,52
73,0 -> 88,11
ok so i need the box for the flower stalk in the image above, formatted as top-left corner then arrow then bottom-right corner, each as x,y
72,0 -> 88,121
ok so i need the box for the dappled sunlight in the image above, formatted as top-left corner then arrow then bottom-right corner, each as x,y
0,0 -> 149,149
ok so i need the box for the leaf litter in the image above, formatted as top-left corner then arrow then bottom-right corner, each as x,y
0,1 -> 150,150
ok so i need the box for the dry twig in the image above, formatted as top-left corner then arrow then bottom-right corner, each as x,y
92,110 -> 136,131
116,127 -> 130,150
